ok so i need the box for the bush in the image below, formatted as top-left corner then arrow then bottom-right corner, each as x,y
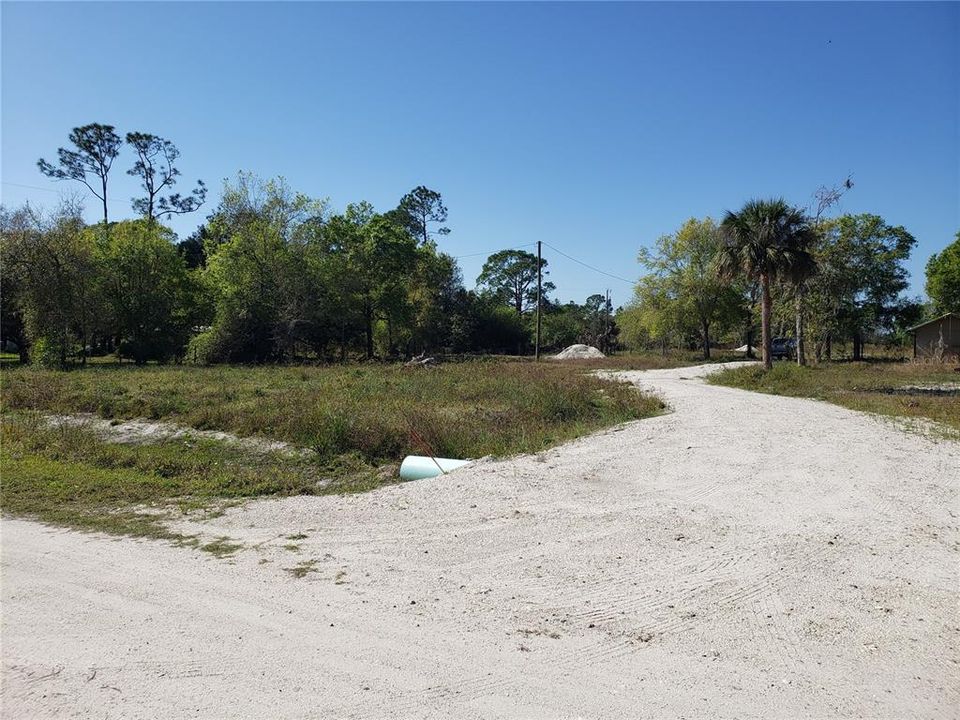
30,336 -> 68,369
186,330 -> 222,365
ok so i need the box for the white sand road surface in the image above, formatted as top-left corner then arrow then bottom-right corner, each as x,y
2,363 -> 958,719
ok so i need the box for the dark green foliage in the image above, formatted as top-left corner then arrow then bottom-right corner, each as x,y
95,220 -> 200,364
539,295 -> 618,352
37,123 -> 122,223
0,203 -> 102,368
925,232 -> 960,314
477,249 -> 555,315
125,132 -> 207,220
388,186 -> 450,245
805,214 -> 917,360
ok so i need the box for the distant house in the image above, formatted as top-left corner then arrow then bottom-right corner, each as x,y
908,313 -> 960,360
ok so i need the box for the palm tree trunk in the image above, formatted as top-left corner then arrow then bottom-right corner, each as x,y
795,288 -> 806,366
760,272 -> 772,370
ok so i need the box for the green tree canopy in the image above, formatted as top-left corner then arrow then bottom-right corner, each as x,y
0,201 -> 102,367
925,232 -> 960,314
388,186 -> 450,246
637,217 -> 743,359
805,213 -> 916,359
477,249 -> 554,315
201,174 -> 328,362
93,220 -> 196,364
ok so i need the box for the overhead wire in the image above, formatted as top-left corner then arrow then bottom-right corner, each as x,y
542,241 -> 636,285
452,242 -> 537,259
1,180 -> 130,205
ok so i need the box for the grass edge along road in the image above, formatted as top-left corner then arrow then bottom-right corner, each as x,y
1,360 -> 665,549
709,361 -> 960,439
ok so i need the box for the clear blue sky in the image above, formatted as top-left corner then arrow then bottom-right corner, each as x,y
2,1 -> 957,307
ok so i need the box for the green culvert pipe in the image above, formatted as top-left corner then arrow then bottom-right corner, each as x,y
399,455 -> 472,481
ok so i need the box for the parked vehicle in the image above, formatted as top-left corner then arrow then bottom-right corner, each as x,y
771,337 -> 795,360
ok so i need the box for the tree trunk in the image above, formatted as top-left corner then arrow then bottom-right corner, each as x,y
701,319 -> 711,360
101,177 -> 109,224
363,296 -> 374,359
746,327 -> 755,359
853,331 -> 862,361
795,288 -> 806,366
760,273 -> 772,370
60,325 -> 68,369
825,333 -> 832,361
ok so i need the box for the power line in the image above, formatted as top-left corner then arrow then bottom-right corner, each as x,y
1,181 -> 130,205
452,242 -> 537,260
542,242 -> 636,285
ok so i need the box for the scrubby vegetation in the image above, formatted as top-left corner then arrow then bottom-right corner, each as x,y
2,361 -> 662,457
709,361 -> 960,435
0,361 -> 664,539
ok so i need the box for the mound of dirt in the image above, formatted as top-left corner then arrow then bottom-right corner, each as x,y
552,344 -> 605,360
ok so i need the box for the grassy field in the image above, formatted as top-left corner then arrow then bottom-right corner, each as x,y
709,360 -> 960,436
1,359 -> 665,544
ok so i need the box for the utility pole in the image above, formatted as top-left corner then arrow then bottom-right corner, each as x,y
605,288 -> 611,353
535,240 -> 542,361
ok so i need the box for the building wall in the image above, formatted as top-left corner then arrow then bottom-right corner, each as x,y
915,315 -> 960,358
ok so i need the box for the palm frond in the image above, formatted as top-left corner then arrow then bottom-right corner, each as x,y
715,198 -> 817,286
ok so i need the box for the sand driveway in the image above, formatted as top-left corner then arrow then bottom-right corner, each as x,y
2,363 -> 957,718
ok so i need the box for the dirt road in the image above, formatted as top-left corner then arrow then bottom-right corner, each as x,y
3,364 -> 958,718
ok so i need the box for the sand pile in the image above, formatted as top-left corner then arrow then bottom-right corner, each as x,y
552,344 -> 605,360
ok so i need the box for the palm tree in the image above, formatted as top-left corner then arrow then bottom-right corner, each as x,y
716,199 -> 817,370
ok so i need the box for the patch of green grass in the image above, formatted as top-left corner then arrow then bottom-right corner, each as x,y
1,361 -> 664,462
0,452 -> 195,542
0,360 -> 666,544
0,416 -> 381,543
709,361 -> 960,435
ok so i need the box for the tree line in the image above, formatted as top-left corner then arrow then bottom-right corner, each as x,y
2,125 -> 624,366
620,183 -> 957,368
5,125 -> 956,369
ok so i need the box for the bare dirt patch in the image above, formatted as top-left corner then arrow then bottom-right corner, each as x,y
45,413 -> 307,456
